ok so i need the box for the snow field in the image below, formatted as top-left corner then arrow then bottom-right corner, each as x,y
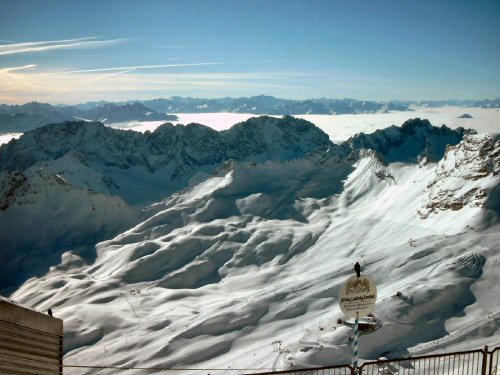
2,110 -> 499,373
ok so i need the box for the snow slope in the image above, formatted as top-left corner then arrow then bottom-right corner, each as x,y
0,167 -> 139,292
0,116 -> 334,291
3,115 -> 499,374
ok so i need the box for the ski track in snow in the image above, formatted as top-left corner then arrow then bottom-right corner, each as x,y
2,108 -> 500,374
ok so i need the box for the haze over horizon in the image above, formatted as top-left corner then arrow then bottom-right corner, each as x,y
1,0 -> 499,104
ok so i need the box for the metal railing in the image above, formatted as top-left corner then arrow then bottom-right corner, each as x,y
489,347 -> 499,375
252,364 -> 353,375
360,349 -> 486,374
250,346 -> 500,375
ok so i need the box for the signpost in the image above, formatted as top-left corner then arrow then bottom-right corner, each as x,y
339,262 -> 377,374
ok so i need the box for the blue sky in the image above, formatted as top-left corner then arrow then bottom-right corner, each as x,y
0,0 -> 499,104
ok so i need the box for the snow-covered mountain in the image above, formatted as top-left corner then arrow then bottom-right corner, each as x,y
0,102 -> 178,133
0,116 -> 334,206
472,98 -> 500,108
1,116 -> 499,373
392,99 -> 500,108
347,118 -> 472,164
0,116 -> 333,291
141,95 -> 411,115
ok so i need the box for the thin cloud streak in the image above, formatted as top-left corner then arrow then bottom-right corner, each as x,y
58,62 -> 226,74
0,37 -> 127,56
0,65 -> 37,73
0,37 -> 97,50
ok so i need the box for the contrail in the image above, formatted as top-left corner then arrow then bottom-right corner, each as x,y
57,62 -> 225,74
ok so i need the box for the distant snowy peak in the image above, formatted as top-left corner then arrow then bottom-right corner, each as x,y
392,98 -> 500,108
471,98 -> 500,108
141,95 -> 411,115
347,118 -> 474,164
83,102 -> 178,123
419,133 -> 500,218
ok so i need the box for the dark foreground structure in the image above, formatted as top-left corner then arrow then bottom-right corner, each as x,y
0,299 -> 63,375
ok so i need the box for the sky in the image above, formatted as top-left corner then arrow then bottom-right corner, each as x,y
0,0 -> 499,104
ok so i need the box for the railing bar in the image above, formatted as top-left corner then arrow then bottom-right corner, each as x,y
490,349 -> 498,375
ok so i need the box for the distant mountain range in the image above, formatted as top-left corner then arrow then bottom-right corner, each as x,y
0,102 -> 178,133
139,95 -> 412,115
0,95 -> 498,134
394,98 -> 500,108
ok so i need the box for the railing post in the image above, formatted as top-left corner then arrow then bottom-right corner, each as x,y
481,345 -> 489,375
